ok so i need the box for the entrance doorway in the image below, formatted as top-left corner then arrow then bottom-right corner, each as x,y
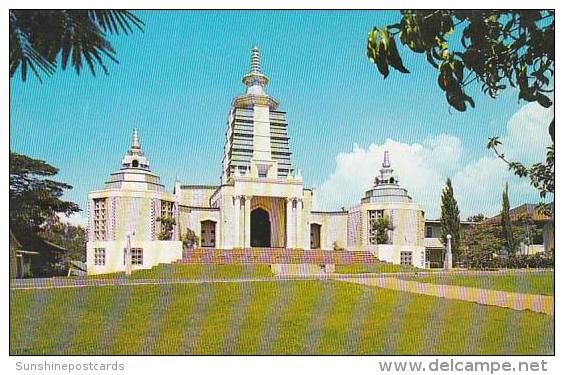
310,223 -> 321,249
251,208 -> 271,247
200,220 -> 216,248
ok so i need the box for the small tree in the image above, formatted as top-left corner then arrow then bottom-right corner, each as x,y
440,178 -> 461,263
500,182 -> 515,254
156,216 -> 176,240
182,228 -> 200,249
372,214 -> 393,244
461,222 -> 504,269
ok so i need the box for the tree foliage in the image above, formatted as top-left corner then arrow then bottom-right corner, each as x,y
10,10 -> 143,82
487,137 -> 554,205
10,152 -> 80,231
368,11 -> 554,202
461,222 -> 504,269
371,214 -> 394,244
461,218 -> 548,269
156,216 -> 176,241
367,10 -> 554,112
440,178 -> 461,262
182,228 -> 200,249
42,217 -> 87,262
500,182 -> 515,254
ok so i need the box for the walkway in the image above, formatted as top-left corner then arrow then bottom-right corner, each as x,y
340,276 -> 554,315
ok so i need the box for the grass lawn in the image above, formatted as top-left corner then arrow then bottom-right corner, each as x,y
89,264 -> 274,279
10,280 -> 553,355
335,263 -> 423,274
399,271 -> 554,295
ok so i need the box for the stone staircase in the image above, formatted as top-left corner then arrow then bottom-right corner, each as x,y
176,247 -> 380,265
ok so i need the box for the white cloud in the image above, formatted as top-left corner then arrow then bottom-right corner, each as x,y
504,102 -> 553,163
314,103 -> 552,219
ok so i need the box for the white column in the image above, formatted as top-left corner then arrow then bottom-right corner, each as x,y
295,198 -> 303,249
233,195 -> 241,248
244,195 -> 252,248
286,198 -> 294,248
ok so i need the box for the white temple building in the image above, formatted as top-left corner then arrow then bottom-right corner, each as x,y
86,47 -> 428,274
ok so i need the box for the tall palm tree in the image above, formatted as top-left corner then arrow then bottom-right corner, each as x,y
10,10 -> 143,82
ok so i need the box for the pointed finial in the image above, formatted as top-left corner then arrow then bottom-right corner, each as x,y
382,150 -> 390,168
241,46 -> 269,91
250,46 -> 262,74
131,128 -> 140,149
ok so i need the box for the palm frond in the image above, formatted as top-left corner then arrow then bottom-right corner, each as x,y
9,10 -> 143,82
89,10 -> 144,35
9,10 -> 57,82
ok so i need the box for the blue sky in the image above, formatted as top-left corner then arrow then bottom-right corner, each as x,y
10,10 -> 552,222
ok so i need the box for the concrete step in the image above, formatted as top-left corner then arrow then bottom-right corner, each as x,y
177,248 -> 381,264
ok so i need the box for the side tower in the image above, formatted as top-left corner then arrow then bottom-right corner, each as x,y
221,46 -> 293,183
86,129 -> 182,275
348,151 -> 426,267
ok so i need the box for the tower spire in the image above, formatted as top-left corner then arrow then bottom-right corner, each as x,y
131,128 -> 140,149
250,46 -> 262,74
241,46 -> 269,93
122,128 -> 149,170
382,150 -> 390,168
374,150 -> 396,186
232,46 -> 279,110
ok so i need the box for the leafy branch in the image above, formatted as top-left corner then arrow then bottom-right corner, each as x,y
10,10 -> 144,82
487,137 -> 554,214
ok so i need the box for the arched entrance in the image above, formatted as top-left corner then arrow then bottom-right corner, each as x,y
251,208 -> 271,247
311,223 -> 321,249
200,220 -> 216,248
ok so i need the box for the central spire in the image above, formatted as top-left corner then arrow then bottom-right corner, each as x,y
122,128 -> 150,170
250,46 -> 262,74
242,46 -> 269,93
233,46 -> 279,110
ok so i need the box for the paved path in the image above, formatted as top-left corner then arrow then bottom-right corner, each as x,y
10,277 -> 302,290
340,277 -> 554,315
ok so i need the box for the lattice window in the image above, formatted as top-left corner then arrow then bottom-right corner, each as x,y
132,248 -> 143,265
161,200 -> 174,218
368,209 -> 384,245
400,251 -> 413,265
160,200 -> 174,236
93,198 -> 107,241
123,247 -> 143,265
94,248 -> 106,265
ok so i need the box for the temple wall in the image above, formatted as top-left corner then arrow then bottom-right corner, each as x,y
86,240 -> 182,275
178,207 -> 221,247
310,211 -> 348,250
179,186 -> 218,207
